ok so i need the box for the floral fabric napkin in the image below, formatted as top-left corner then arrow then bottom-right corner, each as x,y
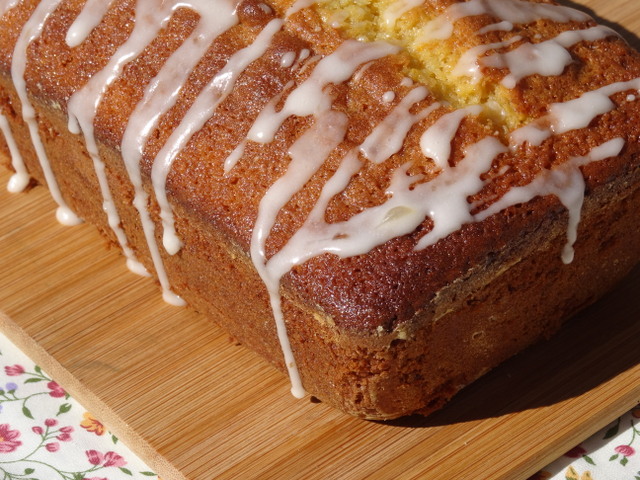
530,404 -> 640,480
0,329 -> 637,480
0,332 -> 157,480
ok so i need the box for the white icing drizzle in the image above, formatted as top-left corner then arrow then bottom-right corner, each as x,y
120,0 -> 240,269
248,38 -> 400,398
265,149 -> 363,276
286,0 -> 317,17
351,60 -> 377,83
400,76 -> 414,87
0,113 -> 30,192
477,138 -> 625,263
383,0 -> 424,27
248,40 -> 400,144
65,0 -> 193,277
483,26 -> 617,88
266,128 -> 505,271
280,51 -> 297,68
65,0 -> 117,47
254,110 -> 349,398
509,122 -> 552,148
258,2 -> 272,14
414,136 -> 508,250
360,86 -> 438,164
551,90 -> 615,134
452,36 -> 521,84
477,20 -> 513,34
0,0 -> 20,17
510,77 -> 640,146
548,78 -> 640,134
294,48 -> 311,69
10,0 -> 82,226
382,90 -> 396,103
67,0 -> 189,294
224,140 -> 247,173
485,40 -> 573,89
224,79 -> 296,173
420,105 -> 482,168
421,0 -> 591,41
152,17 -> 284,256
421,0 -> 615,90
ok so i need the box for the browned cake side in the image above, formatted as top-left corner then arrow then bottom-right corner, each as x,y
0,0 -> 639,419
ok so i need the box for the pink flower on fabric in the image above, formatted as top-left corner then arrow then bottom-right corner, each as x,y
46,442 -> 60,452
0,424 -> 22,453
103,451 -> 126,467
47,381 -> 66,398
615,445 -> 635,457
32,426 -> 44,435
56,432 -> 72,442
4,365 -> 24,376
44,418 -> 58,427
86,449 -> 104,465
85,450 -> 126,467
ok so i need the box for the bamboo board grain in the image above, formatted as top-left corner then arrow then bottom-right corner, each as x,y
1,0 -> 640,478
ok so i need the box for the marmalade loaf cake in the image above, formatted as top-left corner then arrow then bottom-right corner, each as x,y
0,0 -> 639,419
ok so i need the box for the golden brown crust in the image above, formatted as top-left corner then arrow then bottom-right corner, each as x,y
1,0 -> 639,418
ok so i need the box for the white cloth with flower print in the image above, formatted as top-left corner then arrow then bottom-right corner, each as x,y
530,405 -> 640,480
0,332 -> 157,480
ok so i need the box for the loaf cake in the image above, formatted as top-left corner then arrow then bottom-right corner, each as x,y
0,0 -> 639,420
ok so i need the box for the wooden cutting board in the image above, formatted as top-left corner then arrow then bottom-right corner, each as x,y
1,1 -> 640,478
